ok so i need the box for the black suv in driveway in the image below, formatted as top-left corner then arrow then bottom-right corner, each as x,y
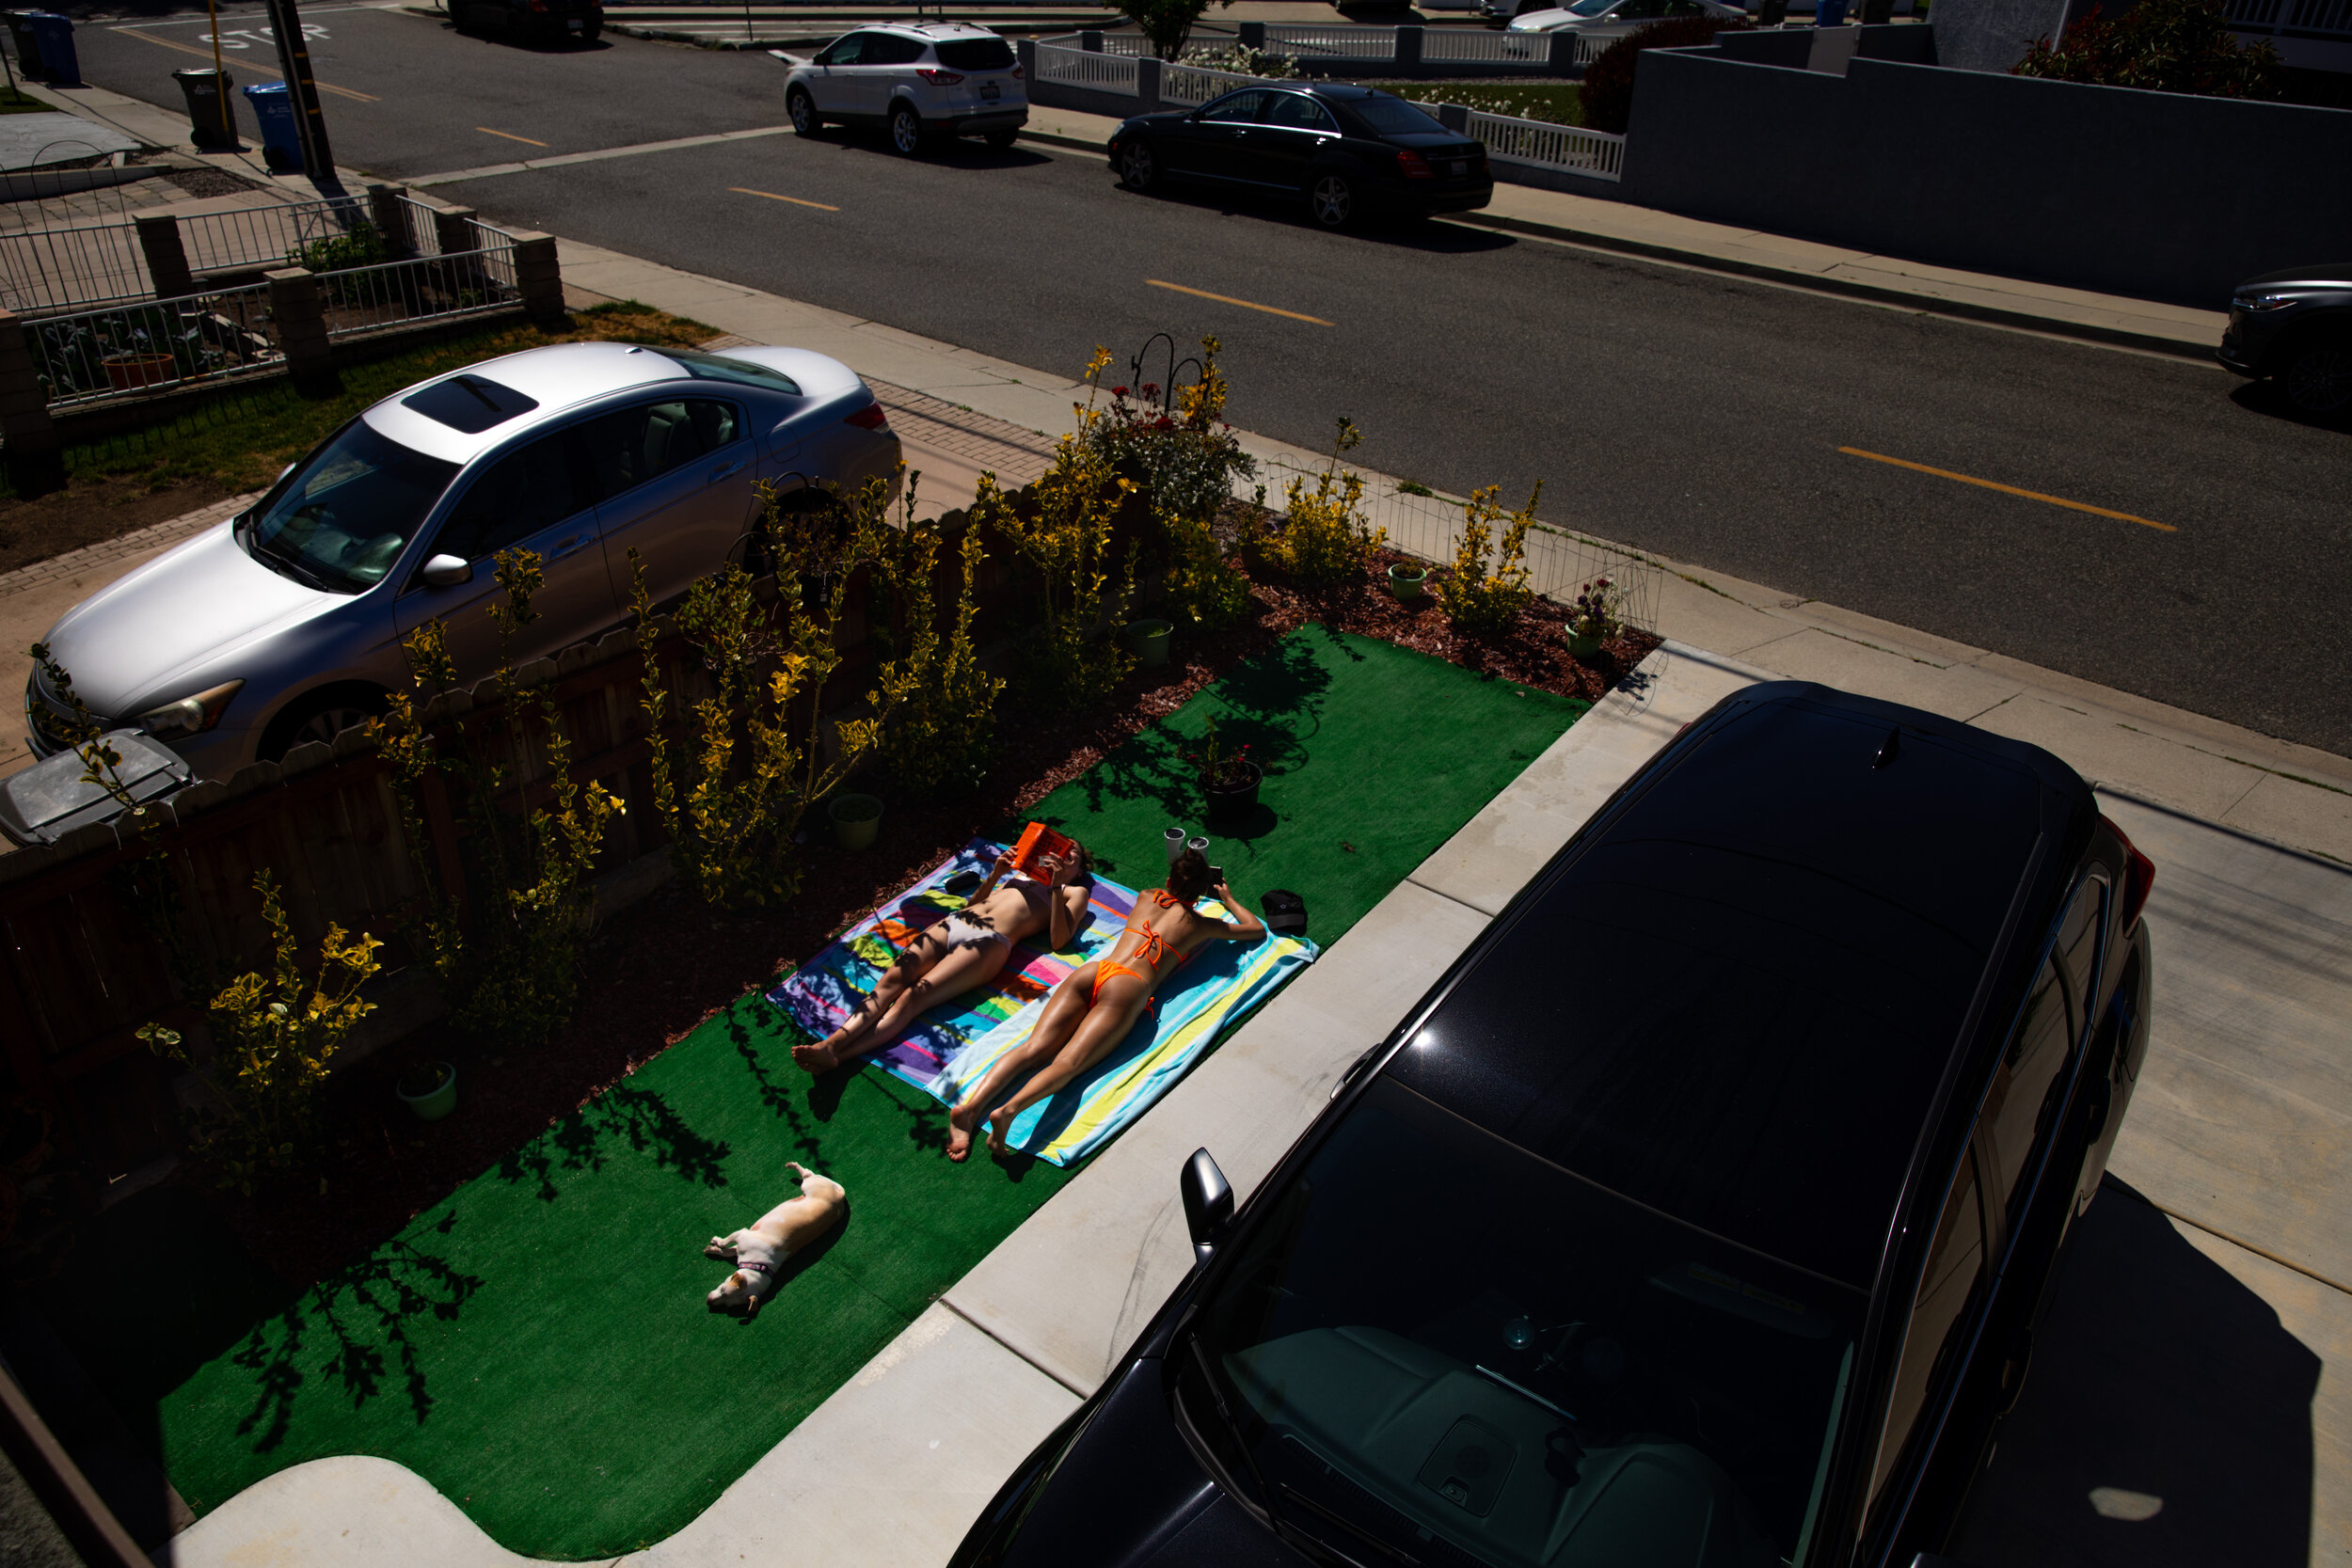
1110,84 -> 1492,230
954,682 -> 2156,1568
2217,262 -> 2352,416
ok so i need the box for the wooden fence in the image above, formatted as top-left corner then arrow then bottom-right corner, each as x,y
0,493 -> 1051,1187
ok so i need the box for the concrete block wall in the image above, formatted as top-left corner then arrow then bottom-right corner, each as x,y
1620,48 -> 2352,304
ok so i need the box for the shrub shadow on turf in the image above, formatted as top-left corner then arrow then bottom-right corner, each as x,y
497,1079 -> 731,1201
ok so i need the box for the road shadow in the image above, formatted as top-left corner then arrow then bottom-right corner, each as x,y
1109,182 -> 1515,254
2226,378 -> 2351,435
442,21 -> 613,54
812,130 -> 1055,171
1947,1177 -> 2318,1568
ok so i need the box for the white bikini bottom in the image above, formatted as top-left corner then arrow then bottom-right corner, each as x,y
930,913 -> 1009,953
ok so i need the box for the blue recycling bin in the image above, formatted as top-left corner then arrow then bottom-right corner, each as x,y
242,80 -> 302,173
24,10 -> 73,86
1814,0 -> 1851,23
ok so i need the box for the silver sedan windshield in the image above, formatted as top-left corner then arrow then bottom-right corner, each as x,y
239,420 -> 461,594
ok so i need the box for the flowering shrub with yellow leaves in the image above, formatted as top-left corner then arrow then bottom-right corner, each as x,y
1435,483 -> 1541,637
1255,417 -> 1387,586
139,871 -> 380,1193
877,491 -> 1004,799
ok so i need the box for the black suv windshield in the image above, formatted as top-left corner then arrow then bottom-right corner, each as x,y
238,419 -> 459,594
1184,1076 -> 1862,1568
934,36 -> 1014,70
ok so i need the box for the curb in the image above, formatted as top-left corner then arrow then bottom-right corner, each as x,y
1443,209 -> 2217,362
1017,125 -> 1110,154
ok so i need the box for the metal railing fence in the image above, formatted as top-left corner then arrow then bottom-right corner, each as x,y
178,196 -> 373,276
1260,23 -> 1406,56
1464,108 -> 1625,179
316,245 -> 521,341
1033,40 -> 1142,91
1421,27 -> 1552,62
2225,0 -> 2352,30
0,221 -> 151,314
24,285 -> 282,409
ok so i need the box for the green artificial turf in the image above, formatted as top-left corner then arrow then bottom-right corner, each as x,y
1022,624 -> 1589,942
44,626 -> 1584,1559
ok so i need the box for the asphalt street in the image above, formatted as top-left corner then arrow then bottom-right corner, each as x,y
60,1 -> 2352,756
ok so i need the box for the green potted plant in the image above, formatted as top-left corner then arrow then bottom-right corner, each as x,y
1188,717 -> 1261,823
828,791 -> 883,850
1388,560 -> 1429,601
1123,617 -> 1173,667
1567,575 -> 1623,661
397,1060 -> 458,1122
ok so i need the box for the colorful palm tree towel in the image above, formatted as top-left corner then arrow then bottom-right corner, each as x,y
770,837 -> 1317,1166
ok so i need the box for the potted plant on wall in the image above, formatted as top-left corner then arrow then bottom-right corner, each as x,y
1567,575 -> 1623,662
1189,717 -> 1261,823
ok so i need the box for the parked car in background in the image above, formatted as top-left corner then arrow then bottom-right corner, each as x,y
782,22 -> 1027,153
1110,84 -> 1492,230
1503,0 -> 1746,33
449,0 -> 601,44
25,341 -> 900,782
2217,262 -> 2352,417
956,682 -> 2157,1568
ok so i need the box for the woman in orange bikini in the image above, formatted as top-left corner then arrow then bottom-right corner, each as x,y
946,847 -> 1264,1162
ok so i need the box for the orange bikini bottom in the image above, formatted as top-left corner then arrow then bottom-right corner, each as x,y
1090,958 -> 1155,1006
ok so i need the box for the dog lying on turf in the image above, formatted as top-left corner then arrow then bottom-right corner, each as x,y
704,1162 -> 847,1318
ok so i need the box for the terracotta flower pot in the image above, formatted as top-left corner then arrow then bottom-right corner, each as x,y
102,352 -> 177,392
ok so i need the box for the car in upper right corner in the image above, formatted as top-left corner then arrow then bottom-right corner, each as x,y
954,681 -> 2157,1568
1500,0 -> 1746,33
1109,84 -> 1491,230
2217,262 -> 2352,417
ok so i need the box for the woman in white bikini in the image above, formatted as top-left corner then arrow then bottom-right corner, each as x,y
791,843 -> 1093,1074
946,848 -> 1264,1161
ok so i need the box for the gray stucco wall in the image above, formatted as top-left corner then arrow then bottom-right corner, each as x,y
1618,50 -> 2352,305
1932,0 -> 2073,71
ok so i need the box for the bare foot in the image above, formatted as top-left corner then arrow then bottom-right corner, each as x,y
791,1040 -> 839,1073
946,1101 -> 980,1163
985,1109 -> 1013,1158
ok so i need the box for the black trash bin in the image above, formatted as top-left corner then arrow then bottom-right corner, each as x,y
2,11 -> 44,81
24,11 -> 73,86
173,66 -> 237,149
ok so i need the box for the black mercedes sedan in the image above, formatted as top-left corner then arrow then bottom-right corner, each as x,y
954,682 -> 2155,1568
2216,262 -> 2352,418
1108,84 -> 1493,229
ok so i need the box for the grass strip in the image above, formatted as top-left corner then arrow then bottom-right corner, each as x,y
1372,79 -> 1586,126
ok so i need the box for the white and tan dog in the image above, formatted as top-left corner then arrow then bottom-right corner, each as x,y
704,1162 -> 847,1319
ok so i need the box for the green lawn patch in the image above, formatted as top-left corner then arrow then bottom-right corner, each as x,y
0,86 -> 51,114
1021,625 -> 1589,943
41,626 -> 1585,1559
1373,79 -> 1585,127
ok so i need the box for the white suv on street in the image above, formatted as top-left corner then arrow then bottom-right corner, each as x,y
782,23 -> 1028,154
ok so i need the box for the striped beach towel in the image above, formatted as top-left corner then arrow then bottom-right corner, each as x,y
769,837 -> 1316,1166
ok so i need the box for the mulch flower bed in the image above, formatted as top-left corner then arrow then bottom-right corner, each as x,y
190,548 -> 1659,1288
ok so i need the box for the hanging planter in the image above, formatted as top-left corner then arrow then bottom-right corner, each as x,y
828,791 -> 883,850
396,1061 -> 458,1122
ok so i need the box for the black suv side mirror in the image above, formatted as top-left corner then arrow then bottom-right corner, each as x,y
1181,1148 -> 1232,1266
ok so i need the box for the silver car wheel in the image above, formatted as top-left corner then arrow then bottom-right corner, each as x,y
294,705 -> 373,749
890,105 -> 922,155
788,87 -> 818,136
1120,140 -> 1155,191
2282,342 -> 2352,415
1310,173 -> 1354,229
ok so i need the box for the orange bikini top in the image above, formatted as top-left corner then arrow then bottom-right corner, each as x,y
1124,890 -> 1192,970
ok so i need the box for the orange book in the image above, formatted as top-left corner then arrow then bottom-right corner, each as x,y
1010,822 -> 1075,879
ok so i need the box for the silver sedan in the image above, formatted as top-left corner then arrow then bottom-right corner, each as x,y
26,340 -> 901,782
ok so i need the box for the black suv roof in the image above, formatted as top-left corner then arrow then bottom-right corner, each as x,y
1385,683 -> 2090,1291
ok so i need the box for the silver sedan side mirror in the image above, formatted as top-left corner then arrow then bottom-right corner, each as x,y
420,554 -> 473,588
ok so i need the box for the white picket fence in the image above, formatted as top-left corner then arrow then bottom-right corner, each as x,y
1420,28 -> 1552,63
1158,61 -> 1268,109
1259,23 -> 1407,55
1033,44 -> 1141,92
1466,109 -> 1626,181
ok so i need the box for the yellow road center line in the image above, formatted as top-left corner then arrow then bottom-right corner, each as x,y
1837,446 -> 2176,533
477,127 -> 548,147
729,186 -> 839,212
1147,278 -> 1332,325
116,28 -> 376,99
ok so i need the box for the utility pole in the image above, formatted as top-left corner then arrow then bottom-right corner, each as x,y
262,0 -> 334,181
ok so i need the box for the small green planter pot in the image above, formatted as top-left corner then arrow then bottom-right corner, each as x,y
1388,562 -> 1428,601
397,1062 -> 458,1123
1567,629 -> 1603,661
829,792 -> 883,850
1123,618 -> 1172,666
